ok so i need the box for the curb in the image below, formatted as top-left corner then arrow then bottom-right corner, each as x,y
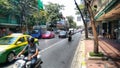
71,38 -> 86,68
87,53 -> 104,60
80,40 -> 86,68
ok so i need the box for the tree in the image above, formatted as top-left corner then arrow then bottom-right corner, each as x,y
10,0 -> 41,32
74,0 -> 88,39
32,10 -> 47,25
0,0 -> 15,14
66,16 -> 76,28
75,4 -> 84,15
44,2 -> 64,24
84,0 -> 99,54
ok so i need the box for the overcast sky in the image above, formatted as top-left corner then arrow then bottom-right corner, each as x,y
42,0 -> 81,16
42,0 -> 83,26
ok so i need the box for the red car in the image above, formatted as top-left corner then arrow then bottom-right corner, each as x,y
42,31 -> 55,39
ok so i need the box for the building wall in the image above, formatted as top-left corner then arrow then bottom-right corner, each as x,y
0,14 -> 21,36
92,0 -> 120,43
117,20 -> 120,43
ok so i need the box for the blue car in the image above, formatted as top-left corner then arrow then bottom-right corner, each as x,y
30,29 -> 42,39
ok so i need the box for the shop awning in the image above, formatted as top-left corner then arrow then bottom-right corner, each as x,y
0,23 -> 20,26
95,0 -> 118,20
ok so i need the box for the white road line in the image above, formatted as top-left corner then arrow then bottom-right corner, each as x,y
40,39 -> 66,53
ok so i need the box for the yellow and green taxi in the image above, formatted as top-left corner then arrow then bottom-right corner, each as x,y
0,33 -> 39,64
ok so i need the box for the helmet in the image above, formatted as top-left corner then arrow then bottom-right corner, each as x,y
27,37 -> 34,43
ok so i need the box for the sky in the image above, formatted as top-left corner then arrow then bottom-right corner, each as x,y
42,0 -> 83,26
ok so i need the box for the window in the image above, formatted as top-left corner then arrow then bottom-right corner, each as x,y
18,37 -> 25,43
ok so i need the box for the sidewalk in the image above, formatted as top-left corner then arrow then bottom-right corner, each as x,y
71,33 -> 120,68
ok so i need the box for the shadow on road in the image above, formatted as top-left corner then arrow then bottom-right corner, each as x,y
0,61 -> 15,67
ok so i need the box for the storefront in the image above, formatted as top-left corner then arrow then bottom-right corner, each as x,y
117,21 -> 120,43
93,0 -> 120,43
0,23 -> 21,37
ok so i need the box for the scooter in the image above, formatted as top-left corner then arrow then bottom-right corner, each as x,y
68,35 -> 72,42
13,54 -> 42,68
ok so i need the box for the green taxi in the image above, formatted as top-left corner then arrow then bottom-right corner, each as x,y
0,33 -> 39,63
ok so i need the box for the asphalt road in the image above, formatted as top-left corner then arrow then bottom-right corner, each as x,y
0,33 -> 81,68
40,33 -> 81,68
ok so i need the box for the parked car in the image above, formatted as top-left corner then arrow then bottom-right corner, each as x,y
55,29 -> 61,34
58,31 -> 68,38
42,31 -> 55,39
30,29 -> 42,39
0,33 -> 38,64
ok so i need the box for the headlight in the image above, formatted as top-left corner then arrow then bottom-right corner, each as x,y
13,62 -> 21,68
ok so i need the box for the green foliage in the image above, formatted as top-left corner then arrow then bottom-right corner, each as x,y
32,10 -> 47,25
90,52 -> 104,57
79,4 -> 85,10
0,0 -> 14,14
66,16 -> 76,28
45,2 -> 64,23
75,4 -> 85,15
0,0 -> 65,28
0,0 -> 42,25
66,16 -> 74,23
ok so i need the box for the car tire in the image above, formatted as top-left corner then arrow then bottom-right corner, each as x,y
7,52 -> 15,63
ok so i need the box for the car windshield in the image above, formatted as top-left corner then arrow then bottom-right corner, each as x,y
60,31 -> 66,34
0,37 -> 18,45
46,31 -> 50,34
31,30 -> 39,34
43,31 -> 50,34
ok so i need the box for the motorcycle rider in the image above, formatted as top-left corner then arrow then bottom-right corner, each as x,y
16,37 -> 39,68
68,30 -> 72,41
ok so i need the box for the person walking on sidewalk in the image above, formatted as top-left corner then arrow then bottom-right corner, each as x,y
102,29 -> 105,37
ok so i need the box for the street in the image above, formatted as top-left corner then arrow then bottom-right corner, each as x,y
0,33 -> 81,68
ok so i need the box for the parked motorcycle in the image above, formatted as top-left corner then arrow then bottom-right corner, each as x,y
13,54 -> 42,68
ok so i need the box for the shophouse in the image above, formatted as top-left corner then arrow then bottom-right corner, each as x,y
92,0 -> 120,43
0,12 -> 21,37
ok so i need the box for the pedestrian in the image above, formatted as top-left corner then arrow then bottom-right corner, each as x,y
102,29 -> 105,37
113,28 -> 117,39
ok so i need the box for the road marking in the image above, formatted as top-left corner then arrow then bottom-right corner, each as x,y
40,39 -> 66,53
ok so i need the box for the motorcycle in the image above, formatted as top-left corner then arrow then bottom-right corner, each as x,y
13,54 -> 42,68
68,34 -> 72,42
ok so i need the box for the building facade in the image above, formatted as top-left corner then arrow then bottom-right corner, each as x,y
92,0 -> 120,43
0,13 -> 21,37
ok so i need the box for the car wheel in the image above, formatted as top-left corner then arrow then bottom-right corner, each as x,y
7,52 -> 15,62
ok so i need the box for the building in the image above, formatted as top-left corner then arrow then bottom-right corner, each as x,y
0,0 -> 44,36
0,12 -> 21,37
92,0 -> 120,43
56,18 -> 69,30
